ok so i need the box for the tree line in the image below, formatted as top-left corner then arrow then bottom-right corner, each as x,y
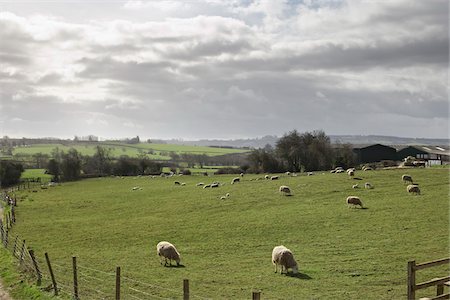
246,130 -> 356,173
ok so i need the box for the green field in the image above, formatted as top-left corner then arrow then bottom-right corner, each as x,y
8,168 -> 450,299
12,142 -> 248,160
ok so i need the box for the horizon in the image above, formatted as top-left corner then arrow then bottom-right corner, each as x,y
1,0 -> 448,140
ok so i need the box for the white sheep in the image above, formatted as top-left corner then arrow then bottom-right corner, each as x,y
231,177 -> 240,184
402,174 -> 413,184
346,196 -> 363,208
196,182 -> 205,186
352,184 -> 359,189
364,182 -> 373,189
203,184 -> 211,189
272,245 -> 298,274
279,185 -> 291,196
285,171 -> 291,176
226,193 -> 230,198
265,175 -> 270,180
240,173 -> 244,177
220,196 -> 226,200
347,170 -> 355,177
156,241 -> 181,266
211,182 -> 220,188
270,176 -> 279,180
407,184 -> 420,195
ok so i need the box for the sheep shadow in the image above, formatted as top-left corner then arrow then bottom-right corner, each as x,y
286,272 -> 312,280
352,177 -> 363,181
165,264 -> 186,268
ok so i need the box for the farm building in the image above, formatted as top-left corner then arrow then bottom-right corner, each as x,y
397,145 -> 450,166
353,144 -> 397,164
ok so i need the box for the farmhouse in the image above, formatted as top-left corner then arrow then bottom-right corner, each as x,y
353,144 -> 397,164
397,145 -> 450,166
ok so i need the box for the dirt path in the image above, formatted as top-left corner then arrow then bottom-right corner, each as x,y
0,281 -> 12,300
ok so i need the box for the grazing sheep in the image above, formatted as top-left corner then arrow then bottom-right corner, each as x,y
292,173 -> 298,177
285,171 -> 291,176
364,182 -> 373,189
181,183 -> 186,186
346,196 -> 363,208
347,170 -> 355,177
352,184 -> 359,189
231,177 -> 240,184
211,183 -> 220,188
132,186 -> 141,191
203,184 -> 211,189
279,185 -> 292,196
307,172 -> 314,176
407,184 -> 420,195
240,173 -> 244,177
272,245 -> 299,274
402,174 -> 413,184
156,241 -> 181,266
226,193 -> 230,198
363,166 -> 373,171
196,182 -> 205,186
220,196 -> 226,200
265,175 -> 270,180
270,176 -> 279,180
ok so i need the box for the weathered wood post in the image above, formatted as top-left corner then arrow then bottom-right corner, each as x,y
45,253 -> 58,296
115,266 -> 121,300
28,249 -> 42,285
12,236 -> 18,257
407,260 -> 416,300
4,229 -> 8,247
19,240 -> 26,261
183,279 -> 189,300
252,291 -> 261,300
73,256 -> 79,300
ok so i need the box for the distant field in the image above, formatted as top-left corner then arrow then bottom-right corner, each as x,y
20,169 -> 52,180
10,168 -> 449,299
12,142 -> 248,160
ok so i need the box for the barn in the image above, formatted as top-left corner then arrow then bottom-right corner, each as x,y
397,145 -> 450,166
353,144 -> 397,164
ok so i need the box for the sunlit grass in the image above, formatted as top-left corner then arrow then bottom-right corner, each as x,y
11,168 -> 449,299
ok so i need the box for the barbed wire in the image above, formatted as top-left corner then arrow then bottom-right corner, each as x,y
128,286 -> 171,300
78,263 -> 116,276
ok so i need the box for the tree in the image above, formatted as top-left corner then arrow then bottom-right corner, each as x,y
276,130 -> 303,172
0,161 -> 24,187
47,159 -> 61,182
32,152 -> 50,168
60,148 -> 82,181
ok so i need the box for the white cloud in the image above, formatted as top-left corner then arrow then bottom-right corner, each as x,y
0,0 -> 447,139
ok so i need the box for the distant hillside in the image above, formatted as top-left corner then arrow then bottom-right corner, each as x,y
164,135 -> 449,149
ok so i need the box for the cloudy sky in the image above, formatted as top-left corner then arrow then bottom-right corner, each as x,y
0,0 -> 448,140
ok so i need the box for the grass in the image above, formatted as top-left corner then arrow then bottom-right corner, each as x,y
12,142 -> 248,160
0,247 -> 58,300
8,168 -> 450,299
20,169 -> 52,180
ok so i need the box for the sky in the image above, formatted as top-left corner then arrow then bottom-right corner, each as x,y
0,0 -> 448,140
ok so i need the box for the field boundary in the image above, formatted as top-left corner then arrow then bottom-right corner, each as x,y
407,258 -> 450,300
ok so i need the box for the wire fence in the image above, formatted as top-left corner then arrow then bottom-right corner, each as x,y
0,189 -> 258,300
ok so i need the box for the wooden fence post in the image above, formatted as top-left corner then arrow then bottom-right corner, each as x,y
12,236 -> 18,258
252,291 -> 261,300
183,279 -> 189,300
4,229 -> 8,248
19,240 -> 26,261
73,256 -> 79,300
116,266 -> 121,300
408,260 -> 416,300
28,249 -> 42,286
45,253 -> 58,296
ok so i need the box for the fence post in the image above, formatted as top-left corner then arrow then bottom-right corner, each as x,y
12,236 -> 18,258
45,253 -> 58,296
116,266 -> 121,300
4,229 -> 8,248
28,249 -> 42,285
252,291 -> 261,300
0,221 -> 4,244
183,279 -> 189,300
19,240 -> 26,262
73,256 -> 79,300
407,260 -> 416,300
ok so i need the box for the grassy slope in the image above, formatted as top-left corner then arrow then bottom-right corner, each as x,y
13,142 -> 248,159
9,168 -> 449,299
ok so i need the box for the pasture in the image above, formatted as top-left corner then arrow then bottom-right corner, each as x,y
10,168 -> 449,299
12,142 -> 248,160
